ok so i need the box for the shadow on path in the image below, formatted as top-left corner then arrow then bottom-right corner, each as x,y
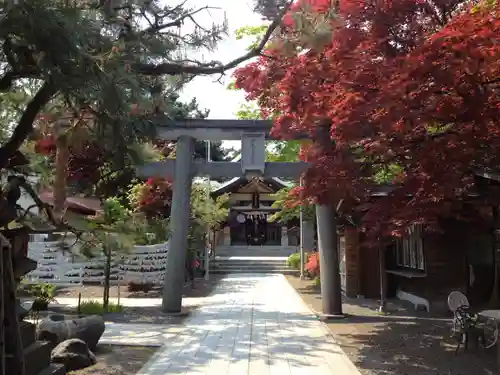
286,275 -> 498,375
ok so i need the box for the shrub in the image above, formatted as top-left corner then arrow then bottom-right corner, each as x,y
313,276 -> 321,287
127,282 -> 153,293
287,253 -> 301,269
305,252 -> 320,278
22,283 -> 56,311
79,300 -> 123,315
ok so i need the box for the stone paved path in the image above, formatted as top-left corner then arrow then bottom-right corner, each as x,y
126,273 -> 361,375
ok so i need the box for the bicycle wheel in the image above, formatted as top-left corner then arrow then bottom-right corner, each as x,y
482,318 -> 499,349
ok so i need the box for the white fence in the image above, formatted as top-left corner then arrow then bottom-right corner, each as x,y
25,234 -> 169,286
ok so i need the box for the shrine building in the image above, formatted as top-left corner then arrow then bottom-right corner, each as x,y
211,177 -> 301,249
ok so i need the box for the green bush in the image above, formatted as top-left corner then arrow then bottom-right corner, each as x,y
22,282 -> 57,311
79,300 -> 123,315
313,276 -> 321,287
287,253 -> 301,269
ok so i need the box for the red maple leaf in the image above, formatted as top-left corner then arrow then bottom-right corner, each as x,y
234,0 -> 499,242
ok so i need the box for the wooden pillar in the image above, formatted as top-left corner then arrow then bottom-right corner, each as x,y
223,226 -> 231,246
344,228 -> 360,297
281,226 -> 289,246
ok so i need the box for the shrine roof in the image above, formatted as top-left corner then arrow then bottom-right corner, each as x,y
211,176 -> 292,197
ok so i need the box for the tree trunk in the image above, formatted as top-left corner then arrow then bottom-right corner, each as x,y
316,204 -> 343,316
490,206 -> 500,307
53,134 -> 69,222
3,245 -> 24,375
102,246 -> 111,312
0,236 -> 5,375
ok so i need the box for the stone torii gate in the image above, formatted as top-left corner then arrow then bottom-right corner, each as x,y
137,119 -> 342,315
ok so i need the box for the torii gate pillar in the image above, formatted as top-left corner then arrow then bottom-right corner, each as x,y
161,135 -> 195,312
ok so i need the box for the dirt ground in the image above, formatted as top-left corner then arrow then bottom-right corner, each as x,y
32,276 -> 223,324
286,275 -> 498,375
53,276 -> 222,299
68,345 -> 156,375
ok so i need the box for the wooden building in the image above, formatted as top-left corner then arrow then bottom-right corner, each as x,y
210,177 -> 306,248
339,174 -> 499,313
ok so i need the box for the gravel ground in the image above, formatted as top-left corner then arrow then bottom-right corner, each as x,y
286,275 -> 498,375
68,345 -> 156,375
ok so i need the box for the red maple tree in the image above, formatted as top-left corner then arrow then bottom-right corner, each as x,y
136,177 -> 173,217
234,0 -> 499,241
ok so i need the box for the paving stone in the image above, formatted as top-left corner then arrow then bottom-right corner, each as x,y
121,274 -> 361,375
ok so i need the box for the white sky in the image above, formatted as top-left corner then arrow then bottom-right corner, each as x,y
177,0 -> 264,150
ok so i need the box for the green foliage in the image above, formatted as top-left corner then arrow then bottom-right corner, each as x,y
0,81 -> 40,142
131,214 -> 170,245
126,179 -> 171,244
188,182 -> 229,252
313,276 -> 321,287
373,164 -> 404,184
235,25 -> 268,50
287,253 -> 301,269
78,300 -> 123,315
0,0 -> 233,203
80,197 -> 135,257
266,140 -> 301,162
235,103 -> 261,120
126,180 -> 227,249
80,197 -> 135,308
472,0 -> 497,12
269,187 -> 315,223
22,282 -> 56,302
21,282 -> 56,311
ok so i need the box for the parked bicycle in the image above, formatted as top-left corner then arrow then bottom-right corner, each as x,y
448,291 -> 499,354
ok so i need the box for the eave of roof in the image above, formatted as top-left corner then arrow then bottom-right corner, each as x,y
210,176 -> 292,196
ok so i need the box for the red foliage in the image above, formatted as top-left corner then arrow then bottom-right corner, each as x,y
234,0 -> 500,242
136,177 -> 173,217
66,142 -> 105,185
34,132 -> 173,205
34,137 -> 56,155
35,137 -> 105,185
305,252 -> 320,277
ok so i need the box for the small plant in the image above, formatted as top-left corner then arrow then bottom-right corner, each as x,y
24,283 -> 56,311
305,252 -> 320,278
313,276 -> 321,287
287,253 -> 301,269
79,300 -> 123,315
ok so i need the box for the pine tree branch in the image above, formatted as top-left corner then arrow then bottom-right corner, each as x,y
135,1 -> 292,76
0,81 -> 57,169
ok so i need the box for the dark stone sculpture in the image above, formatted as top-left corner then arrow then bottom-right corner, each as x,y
51,339 -> 96,371
38,315 -> 105,351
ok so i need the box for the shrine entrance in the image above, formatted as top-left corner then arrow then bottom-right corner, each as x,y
138,119 -> 342,316
230,212 -> 281,246
212,176 -> 287,247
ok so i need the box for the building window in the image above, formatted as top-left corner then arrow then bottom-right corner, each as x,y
395,225 -> 425,271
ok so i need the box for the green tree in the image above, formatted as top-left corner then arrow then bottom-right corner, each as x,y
80,197 -> 135,311
187,182 -> 229,255
0,2 -> 287,371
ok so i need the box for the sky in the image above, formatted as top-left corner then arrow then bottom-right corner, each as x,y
177,0 -> 264,150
